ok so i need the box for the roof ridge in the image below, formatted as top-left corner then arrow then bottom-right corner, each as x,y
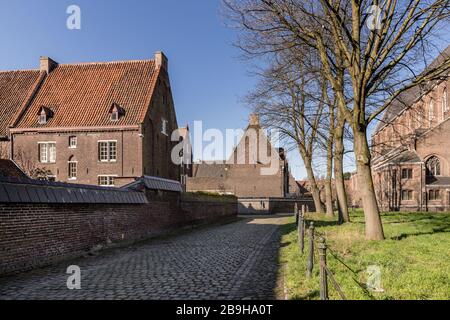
0,69 -> 40,74
58,59 -> 155,67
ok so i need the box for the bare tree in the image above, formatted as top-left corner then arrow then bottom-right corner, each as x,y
13,146 -> 51,179
224,0 -> 450,240
246,52 -> 327,213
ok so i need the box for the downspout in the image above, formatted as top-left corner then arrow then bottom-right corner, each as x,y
121,130 -> 124,177
9,132 -> 14,161
420,162 -> 423,212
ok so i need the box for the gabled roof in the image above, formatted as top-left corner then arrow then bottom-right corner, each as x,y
15,60 -> 160,129
0,70 -> 43,136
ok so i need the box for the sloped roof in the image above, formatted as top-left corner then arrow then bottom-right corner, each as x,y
0,160 -> 28,179
122,175 -> 183,193
373,148 -> 422,169
0,176 -> 148,204
389,149 -> 421,164
15,60 -> 160,129
0,70 -> 43,136
375,45 -> 450,133
427,176 -> 450,186
375,86 -> 422,132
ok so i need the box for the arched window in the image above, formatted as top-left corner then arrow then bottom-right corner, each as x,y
429,99 -> 435,124
68,156 -> 77,180
426,156 -> 441,177
442,88 -> 448,117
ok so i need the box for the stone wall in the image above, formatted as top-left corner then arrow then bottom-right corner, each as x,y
237,197 -> 315,215
0,186 -> 237,276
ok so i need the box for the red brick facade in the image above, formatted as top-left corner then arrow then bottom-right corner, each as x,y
363,47 -> 450,212
1,53 -> 182,186
187,115 -> 297,198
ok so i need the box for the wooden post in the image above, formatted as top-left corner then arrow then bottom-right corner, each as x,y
295,202 -> 299,226
302,205 -> 306,217
306,222 -> 315,278
298,212 -> 304,254
318,237 -> 329,300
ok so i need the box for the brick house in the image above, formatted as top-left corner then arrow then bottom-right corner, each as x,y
0,52 -> 183,186
362,45 -> 450,212
187,114 -> 298,198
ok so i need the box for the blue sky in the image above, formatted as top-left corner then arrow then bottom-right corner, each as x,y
0,1 -> 285,172
1,1 -> 448,180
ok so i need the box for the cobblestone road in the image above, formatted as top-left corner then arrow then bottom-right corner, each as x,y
0,216 -> 288,300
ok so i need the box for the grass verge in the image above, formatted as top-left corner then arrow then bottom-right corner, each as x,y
279,210 -> 450,300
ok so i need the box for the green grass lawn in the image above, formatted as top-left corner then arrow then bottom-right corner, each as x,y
279,210 -> 450,300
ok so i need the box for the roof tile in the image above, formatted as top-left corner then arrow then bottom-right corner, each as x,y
15,60 -> 160,129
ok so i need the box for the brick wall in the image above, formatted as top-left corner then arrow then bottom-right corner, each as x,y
237,197 -> 315,215
12,130 -> 142,184
0,191 -> 237,276
0,140 -> 9,158
187,164 -> 286,198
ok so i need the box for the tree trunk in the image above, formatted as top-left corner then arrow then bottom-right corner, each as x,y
334,122 -> 350,223
353,128 -> 385,240
324,178 -> 334,217
304,156 -> 325,214
325,142 -> 334,218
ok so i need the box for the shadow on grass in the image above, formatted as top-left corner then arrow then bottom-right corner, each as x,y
292,290 -> 320,300
388,213 -> 450,240
392,226 -> 450,240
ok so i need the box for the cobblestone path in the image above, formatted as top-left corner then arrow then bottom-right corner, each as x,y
0,216 -> 288,300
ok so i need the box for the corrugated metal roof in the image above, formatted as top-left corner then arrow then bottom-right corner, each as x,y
122,175 -> 183,193
0,177 -> 147,204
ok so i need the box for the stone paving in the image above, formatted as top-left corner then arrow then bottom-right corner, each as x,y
0,216 -> 288,300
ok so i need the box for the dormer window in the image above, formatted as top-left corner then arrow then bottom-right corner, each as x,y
111,110 -> 119,121
109,103 -> 125,122
38,106 -> 53,125
39,113 -> 47,124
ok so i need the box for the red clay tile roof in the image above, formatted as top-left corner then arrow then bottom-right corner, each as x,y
15,60 -> 160,129
0,70 -> 43,136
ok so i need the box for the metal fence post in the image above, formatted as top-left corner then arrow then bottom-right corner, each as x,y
318,237 -> 329,300
306,222 -> 315,278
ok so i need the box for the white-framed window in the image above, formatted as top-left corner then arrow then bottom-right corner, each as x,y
38,113 -> 47,125
98,141 -> 117,162
111,110 -> 119,121
161,118 -> 168,136
38,142 -> 56,163
68,161 -> 77,180
69,136 -> 77,148
98,175 -> 116,187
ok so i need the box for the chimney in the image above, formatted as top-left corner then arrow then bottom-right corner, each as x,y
155,51 -> 168,71
40,56 -> 58,74
249,113 -> 260,127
